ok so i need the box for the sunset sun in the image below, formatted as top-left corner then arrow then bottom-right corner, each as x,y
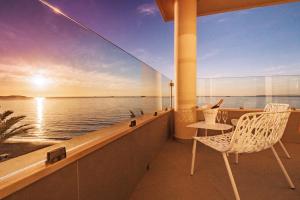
31,74 -> 50,89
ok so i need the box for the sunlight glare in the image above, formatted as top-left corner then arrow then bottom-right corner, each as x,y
31,75 -> 49,89
52,7 -> 62,14
35,97 -> 44,134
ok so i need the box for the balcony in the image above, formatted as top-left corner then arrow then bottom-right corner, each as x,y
1,109 -> 300,199
1,0 -> 300,199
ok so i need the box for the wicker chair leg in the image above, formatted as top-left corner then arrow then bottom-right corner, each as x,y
278,140 -> 291,159
271,146 -> 295,189
222,152 -> 241,200
191,139 -> 197,175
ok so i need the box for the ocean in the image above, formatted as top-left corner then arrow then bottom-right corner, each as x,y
0,96 -> 299,141
0,97 -> 169,142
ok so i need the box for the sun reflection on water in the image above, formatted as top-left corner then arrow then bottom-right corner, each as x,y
35,97 -> 45,135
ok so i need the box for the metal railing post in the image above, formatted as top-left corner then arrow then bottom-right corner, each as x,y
170,80 -> 174,109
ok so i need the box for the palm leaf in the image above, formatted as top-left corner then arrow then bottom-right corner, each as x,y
0,115 -> 26,135
6,123 -> 34,135
1,124 -> 33,141
0,110 -> 13,121
0,128 -> 31,143
0,109 -> 33,142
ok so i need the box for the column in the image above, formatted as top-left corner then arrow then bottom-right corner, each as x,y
174,0 -> 197,139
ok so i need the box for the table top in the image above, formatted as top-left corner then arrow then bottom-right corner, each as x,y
187,121 -> 233,131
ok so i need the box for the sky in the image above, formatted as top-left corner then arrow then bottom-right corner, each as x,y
47,0 -> 300,78
0,0 -> 299,96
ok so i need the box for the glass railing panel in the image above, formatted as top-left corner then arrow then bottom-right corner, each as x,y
0,0 -> 171,161
197,75 -> 300,109
270,75 -> 300,108
161,75 -> 171,109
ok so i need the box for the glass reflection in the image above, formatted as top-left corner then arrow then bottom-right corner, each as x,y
197,75 -> 300,108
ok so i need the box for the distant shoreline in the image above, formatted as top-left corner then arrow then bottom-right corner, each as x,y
0,95 -> 32,100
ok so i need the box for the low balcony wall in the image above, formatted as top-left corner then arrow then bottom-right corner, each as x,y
196,108 -> 300,143
0,110 -> 173,200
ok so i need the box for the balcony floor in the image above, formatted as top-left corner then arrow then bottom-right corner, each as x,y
131,139 -> 300,200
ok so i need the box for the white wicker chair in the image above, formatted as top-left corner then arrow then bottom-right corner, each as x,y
264,103 -> 291,158
231,103 -> 291,164
191,111 -> 294,200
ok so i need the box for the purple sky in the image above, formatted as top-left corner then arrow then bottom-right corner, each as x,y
0,0 -> 169,96
47,0 -> 300,79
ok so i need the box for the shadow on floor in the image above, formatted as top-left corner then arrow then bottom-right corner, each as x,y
131,140 -> 300,200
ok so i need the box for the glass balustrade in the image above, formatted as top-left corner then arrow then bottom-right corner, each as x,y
0,0 -> 171,161
197,75 -> 300,109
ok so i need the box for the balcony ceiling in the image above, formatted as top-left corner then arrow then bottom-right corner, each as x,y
156,0 -> 300,22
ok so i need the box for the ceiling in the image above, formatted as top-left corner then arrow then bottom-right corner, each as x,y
156,0 -> 300,22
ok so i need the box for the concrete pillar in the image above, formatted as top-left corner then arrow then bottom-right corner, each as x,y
174,0 -> 197,139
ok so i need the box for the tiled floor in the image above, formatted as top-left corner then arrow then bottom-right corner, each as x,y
131,140 -> 300,200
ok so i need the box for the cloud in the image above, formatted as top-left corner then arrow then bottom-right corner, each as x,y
264,65 -> 290,75
237,10 -> 251,15
200,14 -> 228,24
132,48 -> 148,59
0,57 -> 141,96
263,64 -> 300,75
131,48 -> 159,67
199,49 -> 221,61
217,18 -> 227,23
137,3 -> 158,16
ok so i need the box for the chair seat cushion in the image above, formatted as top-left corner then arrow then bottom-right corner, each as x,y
194,132 -> 233,152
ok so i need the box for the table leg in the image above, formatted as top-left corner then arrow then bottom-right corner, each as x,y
194,129 -> 199,137
191,139 -> 197,175
222,130 -> 228,156
235,153 -> 239,164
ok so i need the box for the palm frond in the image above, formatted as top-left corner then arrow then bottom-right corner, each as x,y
0,116 -> 26,135
0,110 -> 13,121
0,109 -> 33,142
1,124 -> 34,141
6,123 -> 34,135
0,128 -> 30,143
